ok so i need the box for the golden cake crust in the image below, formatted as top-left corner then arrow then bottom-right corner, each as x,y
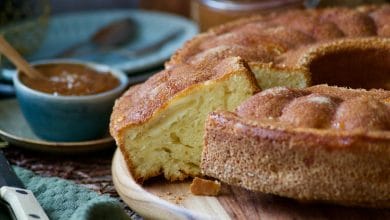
202,85 -> 390,207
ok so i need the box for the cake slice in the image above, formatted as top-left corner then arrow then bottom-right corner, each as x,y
110,57 -> 259,183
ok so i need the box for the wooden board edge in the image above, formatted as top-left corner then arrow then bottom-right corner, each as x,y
111,149 -> 215,220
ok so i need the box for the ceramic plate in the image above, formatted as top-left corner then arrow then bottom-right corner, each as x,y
0,99 -> 114,153
1,9 -> 198,77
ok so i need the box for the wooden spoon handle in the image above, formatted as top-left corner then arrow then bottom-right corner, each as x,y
0,35 -> 44,79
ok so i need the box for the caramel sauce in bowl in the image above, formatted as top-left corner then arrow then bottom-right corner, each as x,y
13,60 -> 128,142
20,63 -> 120,96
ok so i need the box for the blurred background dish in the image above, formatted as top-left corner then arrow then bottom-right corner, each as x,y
0,10 -> 198,76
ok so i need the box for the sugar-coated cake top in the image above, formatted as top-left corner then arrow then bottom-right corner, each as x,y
168,5 -> 389,68
236,85 -> 390,131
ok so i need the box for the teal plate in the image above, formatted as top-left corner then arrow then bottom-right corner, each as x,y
0,99 -> 114,153
1,9 -> 198,77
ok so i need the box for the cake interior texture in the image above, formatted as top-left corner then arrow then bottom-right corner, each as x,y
249,63 -> 310,89
111,57 -> 259,182
124,71 -> 256,181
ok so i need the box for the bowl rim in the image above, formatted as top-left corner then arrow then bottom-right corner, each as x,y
13,59 -> 129,101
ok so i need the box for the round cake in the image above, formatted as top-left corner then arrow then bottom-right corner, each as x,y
110,4 -> 389,206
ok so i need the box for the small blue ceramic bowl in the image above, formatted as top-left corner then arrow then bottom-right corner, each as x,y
13,60 -> 128,142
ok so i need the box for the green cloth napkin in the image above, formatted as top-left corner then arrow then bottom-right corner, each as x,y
0,167 -> 130,220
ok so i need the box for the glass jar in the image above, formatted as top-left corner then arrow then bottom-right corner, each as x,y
191,0 -> 304,31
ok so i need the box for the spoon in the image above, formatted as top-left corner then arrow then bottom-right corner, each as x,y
0,35 -> 45,79
117,28 -> 184,58
57,17 -> 137,58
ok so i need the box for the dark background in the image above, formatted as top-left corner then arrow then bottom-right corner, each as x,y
50,0 -> 137,14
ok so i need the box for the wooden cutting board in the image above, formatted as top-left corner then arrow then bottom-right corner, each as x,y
112,149 -> 389,220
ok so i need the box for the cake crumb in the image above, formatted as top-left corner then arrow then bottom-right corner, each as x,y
190,177 -> 221,196
174,195 -> 183,204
